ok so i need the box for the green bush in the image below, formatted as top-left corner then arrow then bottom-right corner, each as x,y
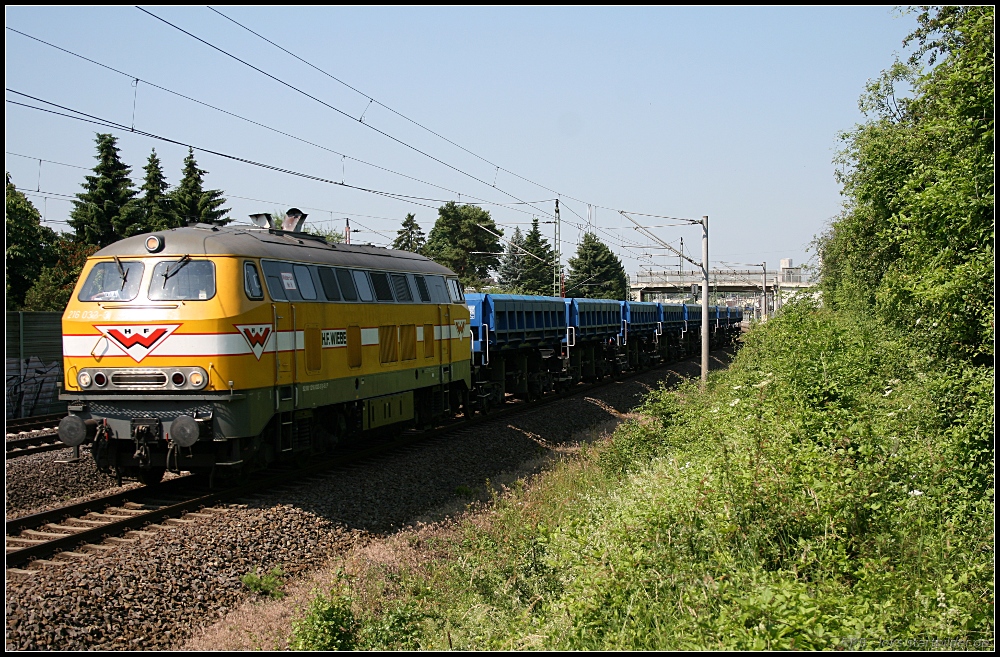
240,567 -> 286,600
289,590 -> 357,651
330,301 -> 992,650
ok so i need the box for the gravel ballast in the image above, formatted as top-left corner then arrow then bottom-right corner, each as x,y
5,352 -> 730,650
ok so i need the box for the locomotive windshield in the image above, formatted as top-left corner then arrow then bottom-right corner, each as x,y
78,260 -> 144,302
148,259 -> 216,301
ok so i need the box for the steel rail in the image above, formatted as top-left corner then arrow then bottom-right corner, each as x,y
5,347 -> 729,569
5,413 -> 66,434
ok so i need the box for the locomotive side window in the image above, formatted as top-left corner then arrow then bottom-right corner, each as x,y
413,275 -> 432,303
149,260 -> 216,301
390,274 -> 413,302
261,260 -> 302,301
318,267 -> 341,301
261,260 -> 286,301
425,275 -> 449,303
370,272 -> 395,302
244,262 -> 264,300
78,260 -> 144,302
293,265 -> 317,300
447,278 -> 465,303
335,268 -> 358,301
352,270 -> 375,302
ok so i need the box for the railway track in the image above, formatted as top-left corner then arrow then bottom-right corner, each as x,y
4,355 -> 710,571
5,413 -> 67,458
6,412 -> 66,434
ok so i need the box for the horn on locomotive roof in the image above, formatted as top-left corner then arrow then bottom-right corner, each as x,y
283,208 -> 308,232
249,213 -> 273,229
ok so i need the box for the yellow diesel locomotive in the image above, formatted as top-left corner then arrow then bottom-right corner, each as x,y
57,212 -> 472,484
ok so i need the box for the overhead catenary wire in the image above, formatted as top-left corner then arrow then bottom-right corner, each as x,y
5,91 -> 551,227
9,20 -> 704,269
134,6 -> 558,221
5,26 -> 551,221
204,6 -> 702,225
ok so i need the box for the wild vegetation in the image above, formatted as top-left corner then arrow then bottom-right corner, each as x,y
286,7 -> 993,650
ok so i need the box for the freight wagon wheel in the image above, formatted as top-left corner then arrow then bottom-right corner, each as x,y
137,467 -> 166,486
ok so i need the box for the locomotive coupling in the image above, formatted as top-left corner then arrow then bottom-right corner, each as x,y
58,415 -> 97,447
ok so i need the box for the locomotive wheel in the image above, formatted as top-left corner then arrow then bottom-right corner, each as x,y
137,467 -> 166,485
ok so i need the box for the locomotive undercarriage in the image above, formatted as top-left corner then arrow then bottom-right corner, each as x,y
63,378 -> 475,486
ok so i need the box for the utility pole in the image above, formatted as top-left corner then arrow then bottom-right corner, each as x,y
701,216 -> 709,387
761,261 -> 767,321
345,217 -> 351,245
618,210 -> 710,386
553,199 -> 561,297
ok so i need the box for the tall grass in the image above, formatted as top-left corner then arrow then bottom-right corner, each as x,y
291,301 -> 993,650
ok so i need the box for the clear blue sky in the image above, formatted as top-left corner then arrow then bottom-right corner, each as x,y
5,6 -> 915,276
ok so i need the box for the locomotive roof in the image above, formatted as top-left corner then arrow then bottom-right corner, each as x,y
94,223 -> 456,276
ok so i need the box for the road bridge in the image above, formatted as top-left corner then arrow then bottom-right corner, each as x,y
630,260 -> 816,319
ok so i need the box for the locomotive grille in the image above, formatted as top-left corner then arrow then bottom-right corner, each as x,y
110,371 -> 168,387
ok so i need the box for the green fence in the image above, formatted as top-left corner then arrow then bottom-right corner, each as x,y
6,312 -> 66,420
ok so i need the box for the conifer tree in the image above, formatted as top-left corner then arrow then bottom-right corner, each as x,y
68,133 -> 142,246
565,232 -> 629,300
519,217 -> 555,296
6,173 -> 58,309
423,202 -> 502,287
392,213 -> 425,252
137,149 -> 177,231
497,226 -> 526,292
170,148 -> 230,225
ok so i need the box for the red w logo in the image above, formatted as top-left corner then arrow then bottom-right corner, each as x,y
235,324 -> 273,360
94,324 -> 180,362
242,326 -> 271,348
107,328 -> 168,349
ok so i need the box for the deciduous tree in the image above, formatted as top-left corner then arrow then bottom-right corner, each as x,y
423,202 -> 502,287
819,6 -> 994,360
5,173 -> 58,309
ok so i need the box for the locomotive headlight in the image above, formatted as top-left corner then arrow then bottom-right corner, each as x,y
78,371 -> 92,388
188,369 -> 206,389
145,235 -> 164,253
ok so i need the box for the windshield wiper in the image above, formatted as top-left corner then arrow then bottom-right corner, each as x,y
161,255 -> 191,288
113,255 -> 128,291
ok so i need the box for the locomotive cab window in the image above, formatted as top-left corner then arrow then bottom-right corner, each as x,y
149,259 -> 216,301
244,262 -> 264,300
78,260 -> 144,302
